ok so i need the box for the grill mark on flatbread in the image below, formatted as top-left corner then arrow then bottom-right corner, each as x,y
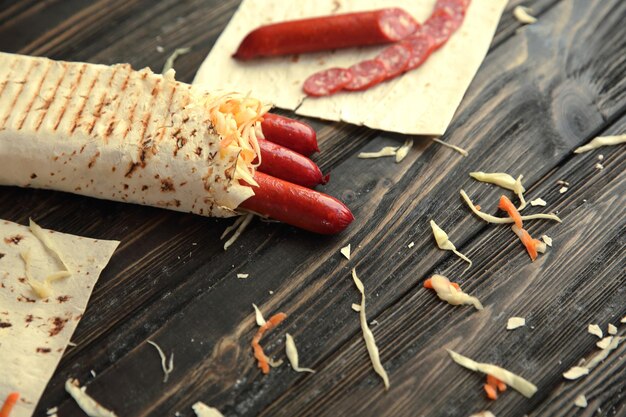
0,60 -> 39,130
156,83 -> 177,144
103,68 -> 132,143
122,71 -> 150,142
35,62 -> 69,131
125,77 -> 160,177
17,60 -> 52,130
87,67 -> 118,135
0,58 -> 19,102
70,70 -> 99,134
53,63 -> 86,131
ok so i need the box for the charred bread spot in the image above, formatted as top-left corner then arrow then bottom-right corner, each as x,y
160,178 -> 175,192
49,316 -> 69,336
4,235 -> 24,244
87,151 -> 100,168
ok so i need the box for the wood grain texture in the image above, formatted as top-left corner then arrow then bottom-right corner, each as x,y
262,117 -> 626,417
0,0 -> 624,416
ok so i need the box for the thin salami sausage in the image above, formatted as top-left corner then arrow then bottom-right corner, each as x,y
435,0 -> 471,18
240,172 -> 354,235
260,113 -> 319,156
233,8 -> 418,60
422,8 -> 463,49
256,138 -> 328,188
303,68 -> 353,97
376,44 -> 411,79
344,59 -> 387,91
400,32 -> 436,70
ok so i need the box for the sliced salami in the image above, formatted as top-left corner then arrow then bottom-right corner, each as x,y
422,8 -> 463,49
435,0 -> 471,18
378,8 -> 420,41
400,32 -> 436,71
344,59 -> 387,91
303,67 -> 353,97
375,44 -> 411,79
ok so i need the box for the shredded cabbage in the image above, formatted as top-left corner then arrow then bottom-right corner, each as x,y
430,220 -> 472,268
447,350 -> 537,398
147,340 -> 174,383
352,268 -> 389,389
285,333 -> 315,373
460,190 -> 561,223
429,275 -> 483,310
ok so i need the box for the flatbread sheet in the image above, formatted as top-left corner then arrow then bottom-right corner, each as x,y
0,219 -> 119,417
194,0 -> 507,135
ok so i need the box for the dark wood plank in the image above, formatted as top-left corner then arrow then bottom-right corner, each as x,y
262,118 -> 626,417
1,0 -> 624,416
28,0 -> 626,416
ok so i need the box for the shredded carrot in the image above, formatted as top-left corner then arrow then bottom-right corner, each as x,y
516,226 -> 538,261
0,392 -> 19,417
475,205 -> 481,211
251,312 -> 287,374
487,374 -> 507,392
484,374 -> 507,400
498,195 -> 523,228
484,383 -> 498,400
423,278 -> 461,291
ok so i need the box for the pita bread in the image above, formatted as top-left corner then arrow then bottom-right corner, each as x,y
193,0 -> 507,135
0,219 -> 119,417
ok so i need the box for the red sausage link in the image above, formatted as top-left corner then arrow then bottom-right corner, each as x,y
233,8 -> 418,60
261,113 -> 319,156
240,172 -> 354,235
435,0 -> 471,18
256,138 -> 328,188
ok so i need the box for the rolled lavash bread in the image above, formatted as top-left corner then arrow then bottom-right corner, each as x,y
0,52 -> 267,217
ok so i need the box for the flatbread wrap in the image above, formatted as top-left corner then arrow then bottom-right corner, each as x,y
0,52 -> 264,218
0,52 -> 353,235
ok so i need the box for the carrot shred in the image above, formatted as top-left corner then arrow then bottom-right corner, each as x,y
251,312 -> 287,374
484,383 -> 498,400
0,392 -> 19,417
475,205 -> 481,211
487,374 -> 507,392
484,374 -> 507,400
498,195 -> 523,228
516,226 -> 538,261
497,380 -> 507,392
423,278 -> 460,291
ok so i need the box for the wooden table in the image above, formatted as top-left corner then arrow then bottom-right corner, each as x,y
1,1 -> 625,416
